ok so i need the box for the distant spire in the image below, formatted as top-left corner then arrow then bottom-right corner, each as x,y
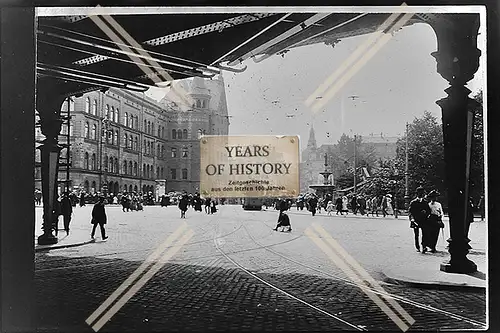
307,126 -> 317,150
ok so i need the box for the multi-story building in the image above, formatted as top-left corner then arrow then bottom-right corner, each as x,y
35,75 -> 229,197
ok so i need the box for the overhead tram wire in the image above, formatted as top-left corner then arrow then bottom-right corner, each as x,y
39,24 -> 221,73
38,39 -> 213,80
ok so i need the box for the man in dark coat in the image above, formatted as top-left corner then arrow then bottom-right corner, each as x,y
308,195 -> 318,216
409,186 -> 431,252
60,192 -> 73,235
274,211 -> 292,232
79,192 -> 86,207
351,195 -> 358,215
91,196 -> 108,240
178,193 -> 189,218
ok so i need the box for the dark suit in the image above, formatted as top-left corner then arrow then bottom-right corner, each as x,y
409,197 -> 431,251
60,196 -> 73,233
91,202 -> 107,239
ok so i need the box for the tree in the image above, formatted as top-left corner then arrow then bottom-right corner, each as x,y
395,111 -> 446,207
469,90 -> 484,206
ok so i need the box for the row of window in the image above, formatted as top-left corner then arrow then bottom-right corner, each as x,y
83,153 -> 168,179
171,129 -> 207,140
81,181 -> 155,195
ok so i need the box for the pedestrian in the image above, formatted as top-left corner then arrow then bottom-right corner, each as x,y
408,186 -> 431,253
385,194 -> 394,216
326,200 -> 335,216
211,200 -> 217,214
90,196 -> 108,240
308,194 -> 318,217
342,195 -> 349,215
79,192 -> 86,207
358,196 -> 366,215
351,195 -> 358,215
204,197 -> 211,214
335,197 -> 343,215
60,192 -> 73,235
178,193 -> 189,218
273,210 -> 292,232
370,196 -> 379,217
427,190 -> 444,253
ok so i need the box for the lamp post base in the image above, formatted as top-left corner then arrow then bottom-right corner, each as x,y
440,258 -> 477,274
37,232 -> 58,245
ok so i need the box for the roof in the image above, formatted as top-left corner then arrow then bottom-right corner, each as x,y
36,9 -> 425,98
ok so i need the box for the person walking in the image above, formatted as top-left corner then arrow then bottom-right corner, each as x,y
60,192 -> 73,235
178,193 -> 189,218
204,197 -> 211,214
335,197 -> 343,215
308,194 -> 318,217
350,195 -> 358,215
409,186 -> 431,253
342,195 -> 349,215
79,192 -> 86,207
358,196 -> 366,215
370,196 -> 379,217
326,200 -> 335,216
427,190 -> 444,253
91,196 -> 108,240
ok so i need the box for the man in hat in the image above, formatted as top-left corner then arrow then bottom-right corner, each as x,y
60,192 -> 73,236
409,186 -> 431,252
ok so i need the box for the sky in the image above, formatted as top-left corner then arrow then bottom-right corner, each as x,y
146,17 -> 486,151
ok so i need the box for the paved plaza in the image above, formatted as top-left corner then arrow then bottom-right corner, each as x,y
34,204 -> 487,332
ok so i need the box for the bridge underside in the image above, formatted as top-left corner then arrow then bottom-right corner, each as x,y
0,5 -> 487,332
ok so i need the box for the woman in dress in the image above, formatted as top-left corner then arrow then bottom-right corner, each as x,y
342,195 -> 348,215
426,190 -> 443,253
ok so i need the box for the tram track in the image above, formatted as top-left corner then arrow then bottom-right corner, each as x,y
238,210 -> 487,329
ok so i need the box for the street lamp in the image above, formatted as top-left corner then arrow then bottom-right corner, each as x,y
100,117 -> 111,196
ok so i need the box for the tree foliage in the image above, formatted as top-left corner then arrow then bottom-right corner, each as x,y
395,111 -> 446,205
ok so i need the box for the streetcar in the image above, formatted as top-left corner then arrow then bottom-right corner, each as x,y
242,197 -> 264,211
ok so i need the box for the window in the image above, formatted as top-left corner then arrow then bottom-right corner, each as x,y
202,100 -> 206,108
111,107 -> 115,122
172,129 -> 177,139
146,165 -> 150,179
129,136 -> 133,150
124,134 -> 128,148
134,137 -> 138,151
115,108 -> 119,123
151,166 -> 155,179
69,98 -> 75,112
91,124 -> 97,140
161,167 -> 164,178
182,147 -> 188,158
171,168 -> 177,180
196,100 -> 201,108
105,104 -> 110,119
85,97 -> 90,113
115,159 -> 119,174
182,168 -> 188,180
91,154 -> 96,170
147,142 -> 151,155
92,99 -> 98,115
197,129 -> 203,139
114,131 -> 118,145
128,114 -> 133,128
144,120 -> 147,132
152,123 -> 155,136
134,162 -> 138,176
109,158 -> 113,173
157,144 -> 160,157
104,156 -> 108,171
161,145 -> 165,158
143,164 -> 146,177
69,124 -> 74,136
84,122 -> 89,138
171,148 -> 177,158
129,161 -> 132,175
143,139 -> 146,153
161,127 -> 165,138
177,129 -> 182,139
183,129 -> 188,139
84,152 -> 89,169
157,127 -> 161,137
123,160 -> 128,175
148,121 -> 151,134
123,112 -> 128,126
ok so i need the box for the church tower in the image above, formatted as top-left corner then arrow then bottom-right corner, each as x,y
307,126 -> 317,150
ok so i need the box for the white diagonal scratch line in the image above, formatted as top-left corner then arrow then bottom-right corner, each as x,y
310,12 -> 413,113
85,221 -> 188,326
312,223 -> 415,326
304,9 -> 406,107
305,226 -> 413,331
91,229 -> 194,332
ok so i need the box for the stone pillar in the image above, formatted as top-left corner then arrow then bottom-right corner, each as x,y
36,80 -> 67,245
429,14 -> 481,273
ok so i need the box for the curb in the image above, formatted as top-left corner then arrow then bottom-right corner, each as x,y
35,239 -> 94,252
380,272 -> 486,292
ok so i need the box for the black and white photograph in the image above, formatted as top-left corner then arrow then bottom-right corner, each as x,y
0,2 -> 497,332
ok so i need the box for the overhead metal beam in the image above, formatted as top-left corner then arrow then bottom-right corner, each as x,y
72,13 -> 276,68
228,13 -> 331,66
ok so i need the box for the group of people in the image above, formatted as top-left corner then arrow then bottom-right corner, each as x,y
177,192 -> 218,218
408,187 -> 445,253
120,193 -> 144,212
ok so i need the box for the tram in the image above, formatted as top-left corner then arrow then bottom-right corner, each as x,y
242,197 -> 264,210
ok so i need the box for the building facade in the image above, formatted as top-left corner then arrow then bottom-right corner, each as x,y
35,75 -> 229,197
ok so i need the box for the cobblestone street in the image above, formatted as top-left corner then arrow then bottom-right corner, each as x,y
35,205 -> 487,332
